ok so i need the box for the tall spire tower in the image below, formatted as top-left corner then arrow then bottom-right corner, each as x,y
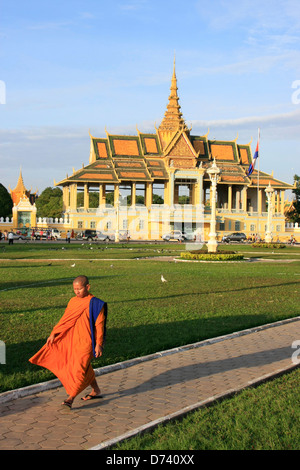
158,57 -> 188,149
9,168 -> 30,205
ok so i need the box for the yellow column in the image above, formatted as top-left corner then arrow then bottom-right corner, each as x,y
258,189 -> 262,213
235,189 -> 240,210
114,184 -> 120,207
280,190 -> 285,214
276,191 -> 280,213
30,208 -> 37,228
12,205 -> 18,229
228,185 -> 232,211
131,182 -> 136,207
70,184 -> 77,210
164,180 -> 169,205
146,183 -> 152,207
99,184 -> 106,206
242,186 -> 247,211
63,186 -> 70,212
169,170 -> 175,207
196,170 -> 205,206
84,184 -> 89,210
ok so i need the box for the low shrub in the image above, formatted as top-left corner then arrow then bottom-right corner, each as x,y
190,249 -> 236,255
180,252 -> 244,261
251,243 -> 286,249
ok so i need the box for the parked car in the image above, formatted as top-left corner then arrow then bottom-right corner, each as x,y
162,230 -> 186,241
80,230 -> 115,241
33,229 -> 61,240
222,232 -> 247,243
96,231 -> 115,241
8,232 -> 28,240
81,230 -> 98,241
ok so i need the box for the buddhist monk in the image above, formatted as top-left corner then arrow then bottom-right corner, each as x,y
29,275 -> 107,410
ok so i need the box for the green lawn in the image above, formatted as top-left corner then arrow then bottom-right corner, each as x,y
0,242 -> 299,449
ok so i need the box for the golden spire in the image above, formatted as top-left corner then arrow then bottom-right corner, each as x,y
158,57 -> 188,149
14,168 -> 27,192
10,168 -> 30,205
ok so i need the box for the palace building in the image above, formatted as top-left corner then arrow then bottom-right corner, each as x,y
56,62 -> 294,241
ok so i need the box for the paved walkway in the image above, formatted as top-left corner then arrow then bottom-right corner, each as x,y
1,317 -> 300,450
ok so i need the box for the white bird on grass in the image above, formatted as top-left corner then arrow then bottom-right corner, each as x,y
161,275 -> 167,283
71,263 -> 76,267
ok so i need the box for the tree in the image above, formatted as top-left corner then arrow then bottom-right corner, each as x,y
287,175 -> 300,223
36,187 -> 63,219
0,183 -> 13,218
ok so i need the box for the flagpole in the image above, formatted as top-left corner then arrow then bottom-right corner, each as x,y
257,128 -> 260,240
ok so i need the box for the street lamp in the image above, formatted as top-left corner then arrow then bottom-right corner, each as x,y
207,159 -> 221,253
265,182 -> 274,243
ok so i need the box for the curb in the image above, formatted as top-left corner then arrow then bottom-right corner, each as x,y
1,315 -> 300,405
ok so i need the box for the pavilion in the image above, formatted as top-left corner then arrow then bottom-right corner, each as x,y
56,62 -> 294,241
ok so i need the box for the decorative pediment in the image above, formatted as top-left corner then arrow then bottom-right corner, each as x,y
165,131 -> 197,156
163,131 -> 198,169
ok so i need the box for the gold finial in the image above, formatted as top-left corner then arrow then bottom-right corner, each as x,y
203,128 -> 210,138
173,51 -> 176,76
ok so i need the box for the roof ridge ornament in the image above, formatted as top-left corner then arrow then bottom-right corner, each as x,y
158,57 -> 189,145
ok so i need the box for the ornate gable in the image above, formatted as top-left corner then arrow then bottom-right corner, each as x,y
163,132 -> 197,169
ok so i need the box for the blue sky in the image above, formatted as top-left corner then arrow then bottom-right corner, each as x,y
1,0 -> 300,197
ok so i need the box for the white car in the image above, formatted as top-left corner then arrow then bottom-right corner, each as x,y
162,230 -> 186,241
96,231 -> 115,241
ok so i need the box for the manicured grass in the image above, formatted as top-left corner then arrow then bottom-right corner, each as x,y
1,243 -> 299,393
0,241 -> 181,260
0,243 -> 299,450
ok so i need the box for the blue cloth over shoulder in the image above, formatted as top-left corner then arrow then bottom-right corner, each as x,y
89,297 -> 108,357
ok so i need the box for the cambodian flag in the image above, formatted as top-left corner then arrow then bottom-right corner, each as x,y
247,132 -> 260,176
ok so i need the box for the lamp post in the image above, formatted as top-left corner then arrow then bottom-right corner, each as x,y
207,159 -> 221,253
265,182 -> 274,243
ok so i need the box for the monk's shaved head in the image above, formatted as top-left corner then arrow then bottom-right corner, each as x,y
73,275 -> 89,286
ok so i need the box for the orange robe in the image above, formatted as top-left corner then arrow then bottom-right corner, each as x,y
29,294 -> 105,397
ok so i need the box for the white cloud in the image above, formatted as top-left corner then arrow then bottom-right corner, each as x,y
192,108 -> 300,129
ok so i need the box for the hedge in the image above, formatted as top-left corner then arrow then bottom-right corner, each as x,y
251,243 -> 286,249
180,252 -> 244,261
